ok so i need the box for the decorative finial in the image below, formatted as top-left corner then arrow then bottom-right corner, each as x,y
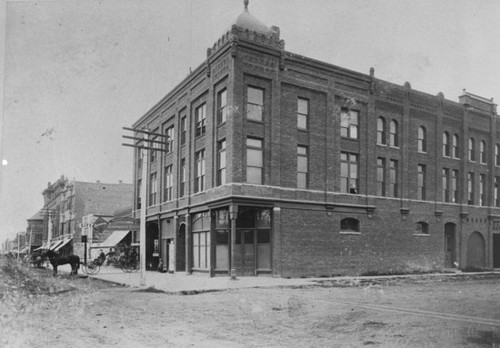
244,0 -> 249,10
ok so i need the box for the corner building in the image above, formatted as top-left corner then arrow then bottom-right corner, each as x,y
132,3 -> 500,277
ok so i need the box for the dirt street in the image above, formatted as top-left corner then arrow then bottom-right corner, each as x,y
2,262 -> 500,347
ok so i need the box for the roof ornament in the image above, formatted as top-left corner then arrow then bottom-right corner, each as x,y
244,0 -> 249,11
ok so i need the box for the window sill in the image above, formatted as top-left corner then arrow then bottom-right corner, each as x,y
247,119 -> 264,125
340,231 -> 361,235
413,234 -> 430,237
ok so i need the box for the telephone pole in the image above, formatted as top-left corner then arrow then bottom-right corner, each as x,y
122,127 -> 167,286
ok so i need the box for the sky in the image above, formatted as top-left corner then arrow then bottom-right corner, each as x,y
1,0 -> 499,243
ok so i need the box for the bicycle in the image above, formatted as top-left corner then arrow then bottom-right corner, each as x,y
119,257 -> 139,273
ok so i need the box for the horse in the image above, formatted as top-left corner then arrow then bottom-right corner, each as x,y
44,249 -> 80,276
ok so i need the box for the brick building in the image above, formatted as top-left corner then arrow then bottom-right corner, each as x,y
26,210 -> 44,252
130,1 -> 500,277
41,176 -> 133,258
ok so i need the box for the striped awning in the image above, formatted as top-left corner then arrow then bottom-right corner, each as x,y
54,239 -> 72,251
90,230 -> 130,249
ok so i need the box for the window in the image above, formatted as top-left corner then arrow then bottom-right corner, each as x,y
496,144 -> 500,166
416,221 -> 429,235
376,157 -> 386,196
442,168 -> 449,202
246,138 -> 263,184
377,117 -> 386,145
389,159 -> 398,198
480,140 -> 487,164
479,174 -> 486,206
195,104 -> 206,137
180,116 -> 186,145
340,152 -> 358,194
451,169 -> 459,203
195,149 -> 206,193
163,165 -> 173,202
192,212 -> 210,270
443,132 -> 450,157
247,87 -> 264,122
137,179 -> 142,209
452,134 -> 459,158
340,108 -> 359,139
389,120 -> 399,147
417,164 -> 426,200
340,218 -> 359,233
495,176 -> 500,207
165,126 -> 174,153
418,126 -> 426,152
217,140 -> 226,186
217,89 -> 228,124
179,158 -> 186,197
297,146 -> 308,189
469,138 -> 475,161
297,98 -> 309,130
137,146 -> 143,168
150,136 -> 158,162
149,172 -> 157,206
468,172 -> 474,205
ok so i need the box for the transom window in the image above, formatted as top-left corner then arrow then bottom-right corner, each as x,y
297,98 -> 309,130
418,126 -> 427,153
377,117 -> 386,145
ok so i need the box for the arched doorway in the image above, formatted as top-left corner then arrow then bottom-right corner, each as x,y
466,231 -> 486,269
444,223 -> 457,268
177,224 -> 186,271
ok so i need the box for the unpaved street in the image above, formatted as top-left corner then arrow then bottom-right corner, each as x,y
2,262 -> 500,347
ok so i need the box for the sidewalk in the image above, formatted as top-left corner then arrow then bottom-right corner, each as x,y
53,264 -> 500,294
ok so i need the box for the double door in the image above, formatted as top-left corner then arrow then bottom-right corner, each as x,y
234,229 -> 271,276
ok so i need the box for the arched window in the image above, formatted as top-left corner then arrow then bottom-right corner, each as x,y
469,138 -> 475,161
452,134 -> 459,158
340,218 -> 360,232
480,140 -> 487,163
377,117 -> 386,145
416,221 -> 429,234
418,126 -> 426,152
390,120 -> 399,147
443,132 -> 450,157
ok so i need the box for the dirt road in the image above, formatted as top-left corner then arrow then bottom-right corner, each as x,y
2,262 -> 500,347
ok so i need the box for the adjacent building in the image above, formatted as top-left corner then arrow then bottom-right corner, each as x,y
41,176 -> 133,258
129,2 -> 500,277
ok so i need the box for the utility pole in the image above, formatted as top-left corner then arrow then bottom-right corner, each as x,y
122,127 -> 167,287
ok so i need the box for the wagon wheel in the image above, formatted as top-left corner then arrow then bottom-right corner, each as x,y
83,262 -> 100,275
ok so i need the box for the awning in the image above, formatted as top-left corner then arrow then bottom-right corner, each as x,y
91,230 -> 130,249
20,246 -> 30,253
49,240 -> 64,250
33,243 -> 48,251
54,239 -> 72,251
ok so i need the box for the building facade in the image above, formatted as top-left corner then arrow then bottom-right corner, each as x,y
26,211 -> 44,252
130,3 -> 500,277
41,176 -> 133,258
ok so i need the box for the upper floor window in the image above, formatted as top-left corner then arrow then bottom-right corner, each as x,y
163,165 -> 173,202
496,144 -> 500,166
340,152 -> 359,194
376,157 -> 386,196
495,176 -> 500,207
136,179 -> 142,209
297,98 -> 309,130
418,126 -> 427,153
297,146 -> 308,189
137,146 -> 144,168
217,89 -> 228,124
340,218 -> 360,233
389,120 -> 399,147
179,158 -> 186,198
377,117 -> 386,145
180,116 -> 187,145
150,136 -> 158,162
469,138 -> 475,161
452,134 -> 459,158
195,149 -> 206,193
246,138 -> 263,184
443,132 -> 450,157
217,140 -> 227,186
416,221 -> 429,235
417,164 -> 426,200
340,109 -> 359,139
165,125 -> 175,153
247,87 -> 264,122
480,140 -> 487,164
479,173 -> 486,206
389,159 -> 399,198
195,104 -> 206,137
149,172 -> 157,206
467,172 -> 474,205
